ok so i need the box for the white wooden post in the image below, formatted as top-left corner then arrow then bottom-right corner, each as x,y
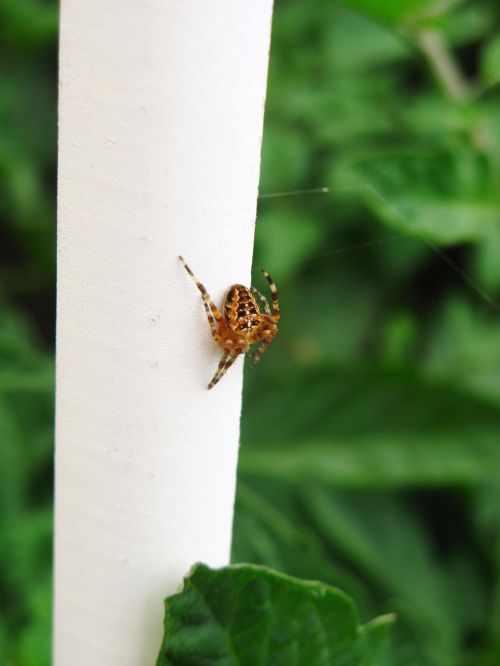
54,2 -> 274,664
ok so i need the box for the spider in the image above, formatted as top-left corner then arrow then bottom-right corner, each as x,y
179,255 -> 280,389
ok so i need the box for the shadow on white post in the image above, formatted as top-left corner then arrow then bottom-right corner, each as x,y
54,1 -> 274,664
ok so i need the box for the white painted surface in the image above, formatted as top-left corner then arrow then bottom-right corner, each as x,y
54,1 -> 273,664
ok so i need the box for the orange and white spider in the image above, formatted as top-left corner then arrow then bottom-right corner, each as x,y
179,255 -> 280,389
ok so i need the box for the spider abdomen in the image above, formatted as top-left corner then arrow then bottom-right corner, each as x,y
179,256 -> 279,388
224,285 -> 260,335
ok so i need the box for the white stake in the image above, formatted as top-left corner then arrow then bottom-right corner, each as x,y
54,1 -> 274,664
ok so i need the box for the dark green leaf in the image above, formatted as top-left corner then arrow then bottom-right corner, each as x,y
156,563 -> 393,666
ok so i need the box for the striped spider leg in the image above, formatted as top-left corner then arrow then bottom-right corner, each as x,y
179,256 -> 280,388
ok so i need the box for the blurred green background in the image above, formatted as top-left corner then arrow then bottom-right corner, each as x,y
1,0 -> 500,664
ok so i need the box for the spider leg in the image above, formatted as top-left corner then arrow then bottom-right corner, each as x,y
260,268 -> 280,322
251,338 -> 273,368
250,286 -> 271,315
200,297 -> 221,343
179,256 -> 223,322
208,350 -> 228,388
208,351 -> 238,389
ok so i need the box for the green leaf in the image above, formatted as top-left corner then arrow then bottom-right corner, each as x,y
481,33 -> 500,87
14,576 -> 52,666
156,563 -> 394,666
337,0 -> 436,26
379,311 -> 419,366
438,4 -> 497,48
424,297 -> 500,404
254,209 -> 326,282
0,392 -> 26,522
472,204 -> 500,293
402,94 -> 470,141
232,482 -> 373,610
327,9 -> 411,71
240,366 -> 500,487
0,0 -> 58,47
303,488 -> 486,665
357,151 -> 500,244
259,124 -> 309,194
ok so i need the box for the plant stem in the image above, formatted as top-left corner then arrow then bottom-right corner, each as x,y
415,28 -> 471,102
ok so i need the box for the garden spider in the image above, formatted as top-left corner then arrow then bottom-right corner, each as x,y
179,256 -> 280,389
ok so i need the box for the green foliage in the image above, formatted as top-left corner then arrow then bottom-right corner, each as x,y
0,303 -> 53,665
238,0 -> 500,664
481,32 -> 500,85
337,0 -> 436,26
240,366 -> 500,487
2,0 -> 500,664
358,150 -> 500,244
156,563 -> 393,666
